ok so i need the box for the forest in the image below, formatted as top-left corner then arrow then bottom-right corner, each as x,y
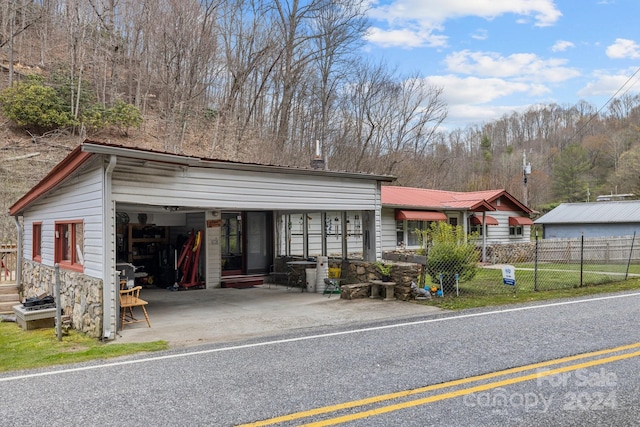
2,0 -> 640,243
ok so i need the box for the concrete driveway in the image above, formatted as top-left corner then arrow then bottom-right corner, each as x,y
114,284 -> 443,347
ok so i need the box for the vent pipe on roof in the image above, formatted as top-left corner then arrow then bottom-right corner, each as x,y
311,139 -> 326,170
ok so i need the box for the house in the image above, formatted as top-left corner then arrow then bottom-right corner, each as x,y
8,141 -> 394,339
535,201 -> 640,239
381,187 -> 534,254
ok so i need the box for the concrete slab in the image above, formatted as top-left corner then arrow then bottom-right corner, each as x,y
113,284 -> 442,347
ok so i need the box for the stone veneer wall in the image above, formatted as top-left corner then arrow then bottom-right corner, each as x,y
20,261 -> 103,338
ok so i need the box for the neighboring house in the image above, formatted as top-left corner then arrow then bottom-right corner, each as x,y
381,187 -> 534,252
535,201 -> 640,239
8,141 -> 394,339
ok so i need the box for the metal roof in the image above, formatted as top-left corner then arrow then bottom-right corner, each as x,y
534,201 -> 640,224
381,186 -> 532,213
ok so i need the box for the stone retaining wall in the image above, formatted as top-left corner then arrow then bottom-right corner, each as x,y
20,261 -> 103,338
328,259 -> 421,301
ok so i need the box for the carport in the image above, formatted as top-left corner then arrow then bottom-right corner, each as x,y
9,141 -> 395,340
113,284 -> 442,347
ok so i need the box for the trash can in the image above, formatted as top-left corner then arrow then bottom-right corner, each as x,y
315,256 -> 328,293
305,268 -> 316,292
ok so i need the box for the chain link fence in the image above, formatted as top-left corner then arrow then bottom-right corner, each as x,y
419,234 -> 640,296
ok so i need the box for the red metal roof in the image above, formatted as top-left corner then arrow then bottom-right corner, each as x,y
470,215 -> 499,225
381,186 -> 531,213
509,216 -> 534,226
9,146 -> 94,216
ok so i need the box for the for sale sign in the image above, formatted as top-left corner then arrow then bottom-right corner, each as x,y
502,265 -> 516,286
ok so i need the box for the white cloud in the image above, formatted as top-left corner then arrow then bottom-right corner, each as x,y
606,38 -> 640,59
366,0 -> 562,49
551,40 -> 575,52
443,50 -> 580,82
578,69 -> 640,97
364,27 -> 447,49
426,75 -> 535,105
471,29 -> 489,40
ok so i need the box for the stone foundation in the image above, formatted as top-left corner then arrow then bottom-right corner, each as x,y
20,261 -> 103,338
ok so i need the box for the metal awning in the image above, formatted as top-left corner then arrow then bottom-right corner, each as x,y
470,215 -> 499,225
395,210 -> 447,221
509,216 -> 534,226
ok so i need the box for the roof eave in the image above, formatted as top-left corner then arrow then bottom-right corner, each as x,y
81,142 -> 396,182
8,146 -> 93,216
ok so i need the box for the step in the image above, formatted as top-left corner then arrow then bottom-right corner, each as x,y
0,283 -> 20,314
221,275 -> 264,288
0,283 -> 19,295
0,301 -> 20,315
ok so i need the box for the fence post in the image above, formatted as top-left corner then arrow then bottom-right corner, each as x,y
625,232 -> 636,280
55,264 -> 61,342
580,233 -> 584,287
534,231 -> 539,292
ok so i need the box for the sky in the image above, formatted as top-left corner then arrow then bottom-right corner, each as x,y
363,0 -> 640,131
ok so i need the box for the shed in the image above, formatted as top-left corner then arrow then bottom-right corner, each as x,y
535,201 -> 640,239
8,141 -> 394,339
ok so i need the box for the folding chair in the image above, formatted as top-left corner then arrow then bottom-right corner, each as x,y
323,260 -> 348,298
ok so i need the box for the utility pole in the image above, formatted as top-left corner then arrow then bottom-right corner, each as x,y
522,151 -> 531,206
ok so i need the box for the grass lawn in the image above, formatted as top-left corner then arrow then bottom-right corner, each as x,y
419,277 -> 640,310
0,323 -> 168,373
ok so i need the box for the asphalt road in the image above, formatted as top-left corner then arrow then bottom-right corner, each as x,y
2,291 -> 640,426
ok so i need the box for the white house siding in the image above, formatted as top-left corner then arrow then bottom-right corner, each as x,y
22,158 -> 104,279
110,159 -> 379,211
381,208 -> 398,251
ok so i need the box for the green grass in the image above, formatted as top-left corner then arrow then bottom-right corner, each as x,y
0,323 -> 168,373
418,277 -> 640,310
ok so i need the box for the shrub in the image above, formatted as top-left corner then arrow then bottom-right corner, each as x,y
0,76 -> 75,130
425,222 -> 479,292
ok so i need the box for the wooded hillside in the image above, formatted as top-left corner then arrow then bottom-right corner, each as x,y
2,0 -> 640,242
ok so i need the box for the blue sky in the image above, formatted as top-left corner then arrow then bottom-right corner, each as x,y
363,0 -> 640,130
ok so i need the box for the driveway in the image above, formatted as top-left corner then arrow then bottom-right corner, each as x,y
114,284 -> 443,347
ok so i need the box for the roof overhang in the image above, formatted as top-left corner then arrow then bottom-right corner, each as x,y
9,146 -> 94,216
81,141 -> 396,182
395,210 -> 448,221
509,216 -> 534,226
470,215 -> 499,225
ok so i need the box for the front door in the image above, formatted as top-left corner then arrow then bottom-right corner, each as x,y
221,212 -> 243,275
221,211 -> 273,275
245,211 -> 272,274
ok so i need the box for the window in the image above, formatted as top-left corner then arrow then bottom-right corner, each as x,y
509,226 -> 523,237
55,221 -> 84,271
397,220 -> 432,247
470,224 -> 483,236
395,220 -> 404,247
32,222 -> 42,262
449,217 -> 458,226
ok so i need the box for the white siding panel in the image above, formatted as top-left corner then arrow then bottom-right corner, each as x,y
381,208 -> 398,252
111,161 -> 378,211
22,160 -> 104,279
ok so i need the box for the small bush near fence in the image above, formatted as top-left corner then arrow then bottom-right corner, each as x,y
420,234 -> 640,296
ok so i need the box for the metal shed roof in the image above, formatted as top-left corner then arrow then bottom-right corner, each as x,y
534,201 -> 640,224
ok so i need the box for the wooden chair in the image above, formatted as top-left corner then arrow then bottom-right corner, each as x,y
119,286 -> 151,330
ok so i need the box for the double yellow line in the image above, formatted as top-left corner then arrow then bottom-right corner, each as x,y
239,342 -> 640,427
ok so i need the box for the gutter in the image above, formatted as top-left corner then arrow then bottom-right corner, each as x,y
102,155 -> 117,340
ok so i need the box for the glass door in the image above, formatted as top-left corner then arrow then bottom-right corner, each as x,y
221,212 -> 243,275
